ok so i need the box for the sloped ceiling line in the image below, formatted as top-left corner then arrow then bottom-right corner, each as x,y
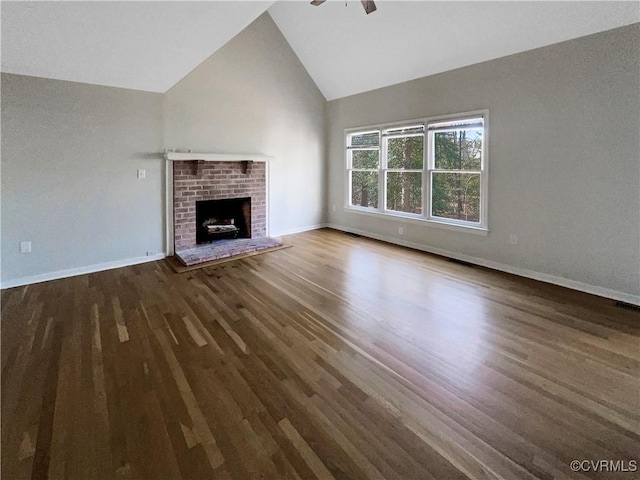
2,1 -> 638,100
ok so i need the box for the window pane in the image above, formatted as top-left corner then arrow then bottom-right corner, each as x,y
351,171 -> 378,208
386,172 -> 422,214
434,128 -> 482,171
431,172 -> 480,223
352,149 -> 379,169
387,136 -> 424,169
350,131 -> 379,148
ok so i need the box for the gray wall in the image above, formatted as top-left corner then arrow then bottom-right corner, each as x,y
1,74 -> 164,285
326,24 -> 640,300
164,13 -> 326,237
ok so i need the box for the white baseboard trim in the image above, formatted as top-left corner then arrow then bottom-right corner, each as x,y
0,223 -> 330,290
327,224 -> 640,306
273,223 -> 328,237
0,253 -> 167,290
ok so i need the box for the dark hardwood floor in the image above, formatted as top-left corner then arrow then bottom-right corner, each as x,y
2,228 -> 638,479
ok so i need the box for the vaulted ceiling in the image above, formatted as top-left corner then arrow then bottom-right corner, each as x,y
2,1 -> 638,100
1,1 -> 275,93
269,1 -> 640,100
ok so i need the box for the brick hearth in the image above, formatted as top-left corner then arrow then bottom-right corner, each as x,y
176,237 -> 283,266
173,160 -> 267,252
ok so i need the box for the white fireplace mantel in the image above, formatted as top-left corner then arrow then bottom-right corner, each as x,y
164,152 -> 274,162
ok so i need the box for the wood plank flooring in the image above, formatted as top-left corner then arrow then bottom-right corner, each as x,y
2,228 -> 639,479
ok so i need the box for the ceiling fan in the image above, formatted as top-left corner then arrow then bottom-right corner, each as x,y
311,0 -> 377,15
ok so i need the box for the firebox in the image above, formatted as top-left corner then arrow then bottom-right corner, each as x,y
196,197 -> 251,244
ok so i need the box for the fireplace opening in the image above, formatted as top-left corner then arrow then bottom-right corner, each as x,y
196,197 -> 251,244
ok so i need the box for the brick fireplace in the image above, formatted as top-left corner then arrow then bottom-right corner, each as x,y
173,160 -> 267,252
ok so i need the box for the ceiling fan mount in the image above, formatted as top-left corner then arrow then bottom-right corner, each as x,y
311,0 -> 377,15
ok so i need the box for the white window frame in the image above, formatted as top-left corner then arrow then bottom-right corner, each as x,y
382,125 -> 424,218
345,110 -> 489,234
346,129 -> 381,209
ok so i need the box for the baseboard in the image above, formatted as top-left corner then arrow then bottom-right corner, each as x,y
273,223 -> 328,237
0,253 -> 167,290
0,223 -> 329,290
327,224 -> 640,306
5,227 -> 637,306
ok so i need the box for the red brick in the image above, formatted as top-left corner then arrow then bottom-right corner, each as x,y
172,161 -> 267,250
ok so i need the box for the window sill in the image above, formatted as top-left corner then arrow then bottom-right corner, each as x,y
343,206 -> 489,236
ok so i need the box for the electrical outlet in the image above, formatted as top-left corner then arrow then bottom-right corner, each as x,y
398,227 -> 404,235
146,250 -> 157,256
20,241 -> 32,253
332,204 -> 336,212
509,234 -> 518,245
137,169 -> 146,179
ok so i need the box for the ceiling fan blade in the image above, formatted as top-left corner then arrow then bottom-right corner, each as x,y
310,0 -> 326,6
361,0 -> 377,14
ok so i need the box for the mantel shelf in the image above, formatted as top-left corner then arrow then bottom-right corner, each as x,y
164,152 -> 273,162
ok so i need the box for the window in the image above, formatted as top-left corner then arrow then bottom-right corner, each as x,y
384,125 -> 424,215
428,116 -> 484,225
347,130 -> 380,209
346,111 -> 488,231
